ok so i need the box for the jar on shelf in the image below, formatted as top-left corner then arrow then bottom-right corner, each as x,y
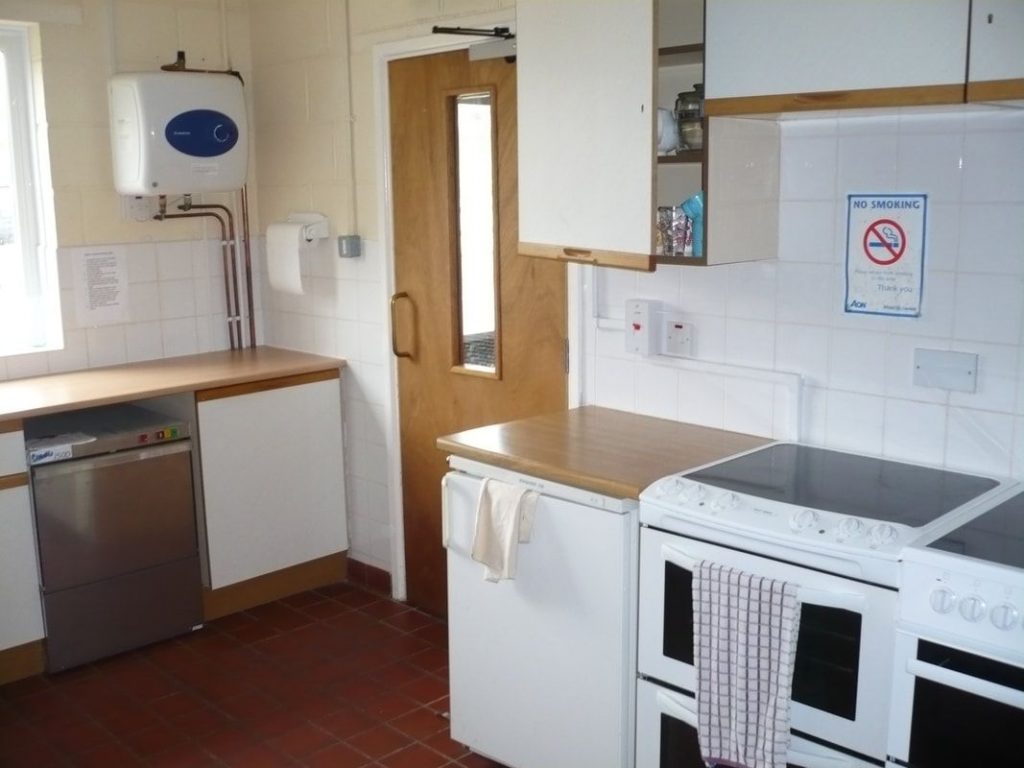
674,83 -> 704,151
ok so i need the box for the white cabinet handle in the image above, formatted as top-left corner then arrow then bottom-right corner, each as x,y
660,542 -> 865,613
441,475 -> 450,549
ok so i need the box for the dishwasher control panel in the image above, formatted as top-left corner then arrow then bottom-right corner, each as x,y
25,404 -> 190,466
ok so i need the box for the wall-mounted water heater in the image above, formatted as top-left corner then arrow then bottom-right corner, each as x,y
108,71 -> 248,196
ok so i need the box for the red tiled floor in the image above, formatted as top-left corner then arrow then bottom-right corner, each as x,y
0,584 -> 507,767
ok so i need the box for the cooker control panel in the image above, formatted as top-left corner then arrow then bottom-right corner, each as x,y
641,475 -> 911,555
900,559 -> 1024,660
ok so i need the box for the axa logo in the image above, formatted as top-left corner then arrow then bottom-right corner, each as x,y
849,300 -> 867,309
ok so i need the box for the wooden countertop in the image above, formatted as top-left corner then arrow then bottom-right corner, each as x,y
0,347 -> 344,423
437,406 -> 772,499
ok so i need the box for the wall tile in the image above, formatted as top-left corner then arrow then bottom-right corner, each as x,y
945,407 -> 1014,475
780,135 -> 837,201
953,273 -> 1024,345
160,317 -> 199,358
159,279 -> 197,319
635,364 -> 678,420
925,202 -> 961,273
962,125 -> 1024,203
896,131 -> 964,204
777,201 -> 837,263
594,355 -> 636,412
958,204 -> 1024,275
828,329 -> 887,396
86,325 -> 127,367
125,321 -> 164,363
825,390 -> 884,454
837,133 -> 899,193
775,323 -> 830,386
676,370 -> 725,430
724,318 -> 775,369
776,262 -> 832,326
883,399 -> 946,466
726,261 -> 777,321
723,378 -> 774,437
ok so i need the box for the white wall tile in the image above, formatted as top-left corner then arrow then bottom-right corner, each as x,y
925,203 -> 961,273
962,127 -> 1024,203
837,133 -> 899,193
5,353 -> 50,380
829,328 -> 887,395
780,135 -> 837,201
86,326 -> 127,368
125,322 -> 164,363
594,356 -> 636,412
953,273 -> 1024,345
159,279 -> 198,319
156,241 -> 194,281
958,204 -> 1024,275
677,370 -> 725,429
635,363 -> 679,420
679,261 -> 729,316
724,318 -> 775,369
896,131 -> 964,204
825,390 -> 884,454
883,399 -> 947,466
161,318 -> 199,358
726,262 -> 777,321
776,263 -> 833,326
775,323 -> 830,386
723,378 -> 774,437
945,407 -> 1014,475
126,244 -> 158,283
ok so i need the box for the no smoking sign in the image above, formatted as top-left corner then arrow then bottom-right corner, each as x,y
846,194 -> 926,317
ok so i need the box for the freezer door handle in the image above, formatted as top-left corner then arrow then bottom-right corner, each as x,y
441,475 -> 451,549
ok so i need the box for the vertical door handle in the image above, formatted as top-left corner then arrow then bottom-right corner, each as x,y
390,291 -> 413,359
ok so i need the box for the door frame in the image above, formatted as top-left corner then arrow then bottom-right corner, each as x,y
372,21 -> 584,601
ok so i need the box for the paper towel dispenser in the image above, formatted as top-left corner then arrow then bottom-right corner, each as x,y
108,72 -> 248,196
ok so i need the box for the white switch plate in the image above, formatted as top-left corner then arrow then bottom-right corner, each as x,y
625,299 -> 660,356
913,348 -> 978,393
664,317 -> 694,357
120,195 -> 157,222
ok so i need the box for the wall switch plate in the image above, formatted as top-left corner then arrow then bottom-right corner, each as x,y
625,299 -> 660,356
913,348 -> 978,393
663,317 -> 694,358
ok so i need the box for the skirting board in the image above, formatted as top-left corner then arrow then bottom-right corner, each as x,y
202,552 -> 348,621
0,640 -> 45,687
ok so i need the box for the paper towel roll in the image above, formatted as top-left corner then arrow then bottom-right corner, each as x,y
266,222 -> 305,294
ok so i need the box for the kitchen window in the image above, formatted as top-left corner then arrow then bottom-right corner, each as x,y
0,22 -> 61,358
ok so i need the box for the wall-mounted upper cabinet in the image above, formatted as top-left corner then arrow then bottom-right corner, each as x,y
517,0 -> 657,271
704,0 -> 971,115
967,0 -> 1024,102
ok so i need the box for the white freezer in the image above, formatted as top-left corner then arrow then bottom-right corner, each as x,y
443,458 -> 638,768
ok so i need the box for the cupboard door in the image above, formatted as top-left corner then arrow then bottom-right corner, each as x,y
705,0 -> 969,113
517,0 -> 656,270
197,376 -> 347,589
0,483 -> 45,651
968,0 -> 1024,101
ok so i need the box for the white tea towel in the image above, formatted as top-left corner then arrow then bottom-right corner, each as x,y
693,560 -> 801,768
471,478 -> 538,582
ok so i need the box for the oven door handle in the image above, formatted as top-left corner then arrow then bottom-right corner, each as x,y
660,542 -> 865,613
653,686 -> 855,768
907,658 -> 1024,708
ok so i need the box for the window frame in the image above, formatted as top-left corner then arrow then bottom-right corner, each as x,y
0,21 -> 61,358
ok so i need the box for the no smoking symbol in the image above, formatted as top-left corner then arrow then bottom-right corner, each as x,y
863,218 -> 906,266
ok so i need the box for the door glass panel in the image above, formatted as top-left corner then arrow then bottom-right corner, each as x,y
453,92 -> 497,372
659,712 -> 705,768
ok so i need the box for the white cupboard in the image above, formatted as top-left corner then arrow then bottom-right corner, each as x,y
705,0 -> 970,112
517,0 -> 656,270
968,0 -> 1024,101
0,429 -> 44,652
196,375 -> 347,589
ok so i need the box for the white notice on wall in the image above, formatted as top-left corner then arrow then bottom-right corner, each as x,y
73,246 -> 128,326
845,194 -> 926,317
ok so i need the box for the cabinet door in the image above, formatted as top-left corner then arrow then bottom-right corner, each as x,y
518,0 -> 656,270
0,481 -> 45,651
705,0 -> 970,113
968,0 -> 1024,101
197,375 -> 347,589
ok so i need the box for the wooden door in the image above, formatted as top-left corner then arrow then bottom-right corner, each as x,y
389,49 -> 567,616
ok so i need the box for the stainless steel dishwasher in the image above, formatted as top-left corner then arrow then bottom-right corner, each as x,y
25,404 -> 202,672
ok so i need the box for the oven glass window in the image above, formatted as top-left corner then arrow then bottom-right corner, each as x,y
659,713 -> 705,767
792,605 -> 860,720
663,563 -> 695,665
663,563 -> 862,720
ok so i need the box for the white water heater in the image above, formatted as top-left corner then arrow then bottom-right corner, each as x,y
108,71 -> 248,196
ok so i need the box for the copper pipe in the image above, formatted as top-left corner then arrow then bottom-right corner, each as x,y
239,186 -> 257,348
154,208 -> 238,349
182,202 -> 243,347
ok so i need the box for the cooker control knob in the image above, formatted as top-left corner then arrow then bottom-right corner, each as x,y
790,508 -> 819,532
837,517 -> 865,539
680,483 -> 708,505
869,523 -> 899,546
660,476 -> 686,497
929,587 -> 956,614
990,603 -> 1019,631
711,492 -> 741,513
959,595 -> 987,623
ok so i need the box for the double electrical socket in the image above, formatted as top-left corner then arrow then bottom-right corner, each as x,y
625,299 -> 694,358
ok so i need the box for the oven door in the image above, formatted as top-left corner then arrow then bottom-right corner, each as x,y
887,630 -> 1024,766
637,679 -> 884,768
638,526 -> 896,761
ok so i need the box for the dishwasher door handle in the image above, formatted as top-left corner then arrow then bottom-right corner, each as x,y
31,439 -> 192,479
